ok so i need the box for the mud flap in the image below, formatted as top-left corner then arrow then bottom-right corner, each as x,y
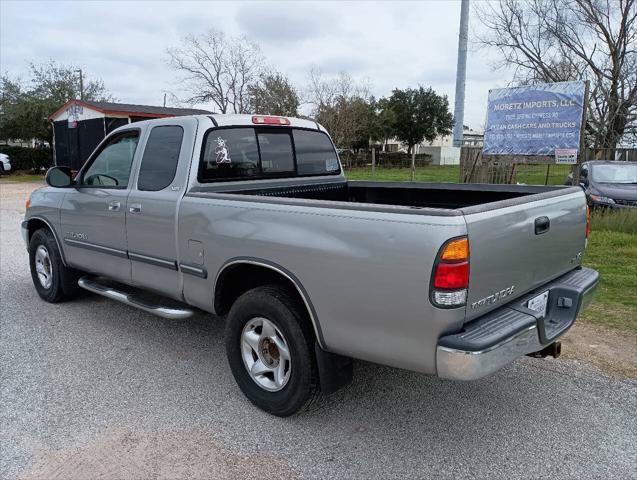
315,343 -> 353,395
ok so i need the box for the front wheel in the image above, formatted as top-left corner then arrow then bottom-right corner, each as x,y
29,228 -> 81,303
224,285 -> 319,416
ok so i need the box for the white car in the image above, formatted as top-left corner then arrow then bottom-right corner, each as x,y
0,153 -> 11,173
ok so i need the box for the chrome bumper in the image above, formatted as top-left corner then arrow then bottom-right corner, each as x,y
436,267 -> 599,381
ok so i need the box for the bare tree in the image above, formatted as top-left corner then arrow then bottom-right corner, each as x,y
476,0 -> 637,150
167,30 -> 265,114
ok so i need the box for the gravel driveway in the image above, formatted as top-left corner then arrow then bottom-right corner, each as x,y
1,181 -> 636,479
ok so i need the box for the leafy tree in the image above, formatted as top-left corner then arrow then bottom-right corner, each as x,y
306,69 -> 372,150
386,86 -> 454,154
364,97 -> 397,152
248,72 -> 299,116
0,61 -> 112,144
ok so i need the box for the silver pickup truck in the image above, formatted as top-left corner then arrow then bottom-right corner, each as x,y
23,114 -> 598,416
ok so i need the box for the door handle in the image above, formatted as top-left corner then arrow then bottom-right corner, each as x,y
535,216 -> 550,235
129,203 -> 142,213
108,201 -> 120,211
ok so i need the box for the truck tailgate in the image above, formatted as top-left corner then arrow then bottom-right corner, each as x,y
463,188 -> 587,321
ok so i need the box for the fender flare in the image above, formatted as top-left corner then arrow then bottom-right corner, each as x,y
215,257 -> 326,348
24,216 -> 68,266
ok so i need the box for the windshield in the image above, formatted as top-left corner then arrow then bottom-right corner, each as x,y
591,164 -> 637,183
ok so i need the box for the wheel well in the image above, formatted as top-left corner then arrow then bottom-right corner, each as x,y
26,219 -> 67,265
26,218 -> 51,242
214,262 -> 317,335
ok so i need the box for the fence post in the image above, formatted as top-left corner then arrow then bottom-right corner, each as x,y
371,147 -> 376,179
573,80 -> 590,184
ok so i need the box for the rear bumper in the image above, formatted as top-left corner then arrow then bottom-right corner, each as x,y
436,266 -> 598,381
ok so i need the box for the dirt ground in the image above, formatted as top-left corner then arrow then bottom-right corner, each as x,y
562,323 -> 637,378
19,430 -> 299,480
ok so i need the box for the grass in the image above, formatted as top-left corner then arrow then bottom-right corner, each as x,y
590,208 -> 637,235
345,164 -> 572,185
346,166 -> 461,183
0,172 -> 45,183
580,210 -> 637,332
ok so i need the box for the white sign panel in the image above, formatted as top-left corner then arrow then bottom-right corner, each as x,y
555,148 -> 578,164
67,104 -> 83,129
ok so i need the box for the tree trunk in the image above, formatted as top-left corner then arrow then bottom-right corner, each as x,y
411,147 -> 416,181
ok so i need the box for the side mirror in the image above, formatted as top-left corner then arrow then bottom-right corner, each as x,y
45,166 -> 74,188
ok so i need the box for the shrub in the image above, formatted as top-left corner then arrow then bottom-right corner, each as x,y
0,145 -> 53,172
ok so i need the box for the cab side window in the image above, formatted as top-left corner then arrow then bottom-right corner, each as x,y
137,126 -> 184,191
82,132 -> 139,188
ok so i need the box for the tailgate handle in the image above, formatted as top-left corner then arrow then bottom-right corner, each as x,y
535,216 -> 550,235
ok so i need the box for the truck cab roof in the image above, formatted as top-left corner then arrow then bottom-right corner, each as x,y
114,114 -> 327,134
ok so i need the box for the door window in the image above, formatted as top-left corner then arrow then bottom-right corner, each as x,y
82,131 -> 139,188
137,126 -> 184,191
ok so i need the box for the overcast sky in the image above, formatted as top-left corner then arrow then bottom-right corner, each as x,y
1,0 -> 511,129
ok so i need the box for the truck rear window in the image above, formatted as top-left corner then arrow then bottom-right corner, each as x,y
199,127 -> 340,182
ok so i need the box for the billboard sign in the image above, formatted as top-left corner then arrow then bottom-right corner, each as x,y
483,81 -> 586,156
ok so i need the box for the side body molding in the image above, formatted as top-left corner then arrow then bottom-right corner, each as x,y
215,257 -> 326,348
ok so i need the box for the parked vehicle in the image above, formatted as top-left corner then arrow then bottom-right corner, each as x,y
566,160 -> 637,208
23,114 -> 598,416
0,153 -> 11,174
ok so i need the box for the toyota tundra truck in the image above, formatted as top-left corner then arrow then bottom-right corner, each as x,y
23,114 -> 598,416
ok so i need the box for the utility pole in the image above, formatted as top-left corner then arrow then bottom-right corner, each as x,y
163,92 -> 167,107
75,69 -> 84,100
452,0 -> 470,147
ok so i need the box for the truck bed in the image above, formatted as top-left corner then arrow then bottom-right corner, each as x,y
194,179 -> 577,213
187,178 -> 587,325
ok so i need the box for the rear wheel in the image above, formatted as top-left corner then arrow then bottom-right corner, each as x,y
225,285 -> 319,416
29,228 -> 81,303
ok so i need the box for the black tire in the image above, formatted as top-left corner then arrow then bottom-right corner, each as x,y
225,285 -> 320,417
29,228 -> 81,303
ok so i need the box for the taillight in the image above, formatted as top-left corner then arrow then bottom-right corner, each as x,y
585,205 -> 590,240
252,115 -> 290,125
433,262 -> 469,289
431,236 -> 469,308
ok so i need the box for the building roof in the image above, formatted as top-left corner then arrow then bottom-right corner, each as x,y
48,99 -> 211,121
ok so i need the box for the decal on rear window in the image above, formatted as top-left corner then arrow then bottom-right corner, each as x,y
215,137 -> 231,164
326,158 -> 339,171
